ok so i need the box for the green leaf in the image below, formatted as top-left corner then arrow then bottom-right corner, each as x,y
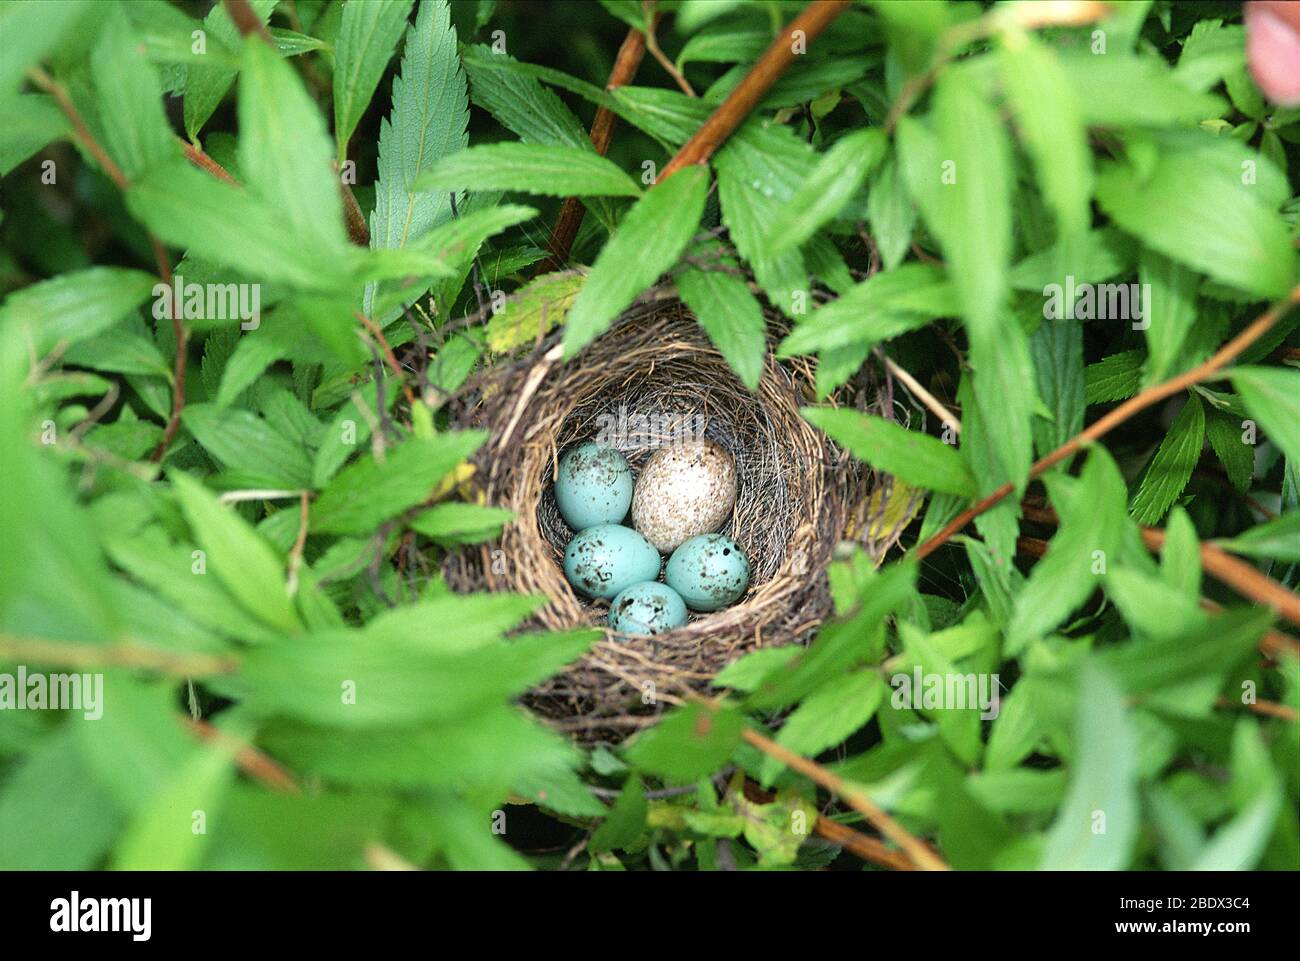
1006,446 -> 1130,653
0,267 -> 155,354
624,704 -> 744,783
1231,366 -> 1300,466
1130,393 -> 1205,525
1191,790 -> 1282,871
764,129 -> 887,257
0,92 -> 69,175
1139,250 -> 1198,384
240,36 -> 348,258
1096,133 -> 1296,299
484,270 -> 584,353
802,407 -> 975,497
112,730 -> 239,870
589,775 -> 647,852
128,161 -> 346,290
366,0 -> 470,317
1039,664 -> 1139,870
1085,350 -> 1144,404
333,0 -> 414,164
1057,51 -> 1227,127
998,29 -> 1091,271
1161,505 -> 1202,595
562,164 -> 708,357
930,67 -> 1013,342
235,626 -> 597,727
183,0 -> 277,139
714,123 -> 813,315
90,5 -> 177,181
462,44 -> 592,148
968,318 -> 1036,490
1029,318 -> 1085,458
408,503 -> 514,545
1205,407 -> 1254,493
1215,512 -> 1300,563
759,671 -> 885,786
777,262 -> 956,356
181,402 -> 314,489
171,472 -> 302,634
866,155 -> 916,271
414,142 -> 641,197
675,262 -> 766,390
310,431 -> 487,534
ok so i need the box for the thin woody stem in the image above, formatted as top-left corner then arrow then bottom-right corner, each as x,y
658,0 -> 851,181
536,23 -> 650,274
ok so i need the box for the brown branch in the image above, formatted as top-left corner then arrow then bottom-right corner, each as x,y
285,491 -> 311,597
179,137 -> 237,183
355,311 -> 418,409
916,285 -> 1300,561
535,24 -> 650,275
222,0 -> 274,43
181,717 -> 302,793
334,160 -> 371,246
740,727 -> 950,870
658,0 -> 851,181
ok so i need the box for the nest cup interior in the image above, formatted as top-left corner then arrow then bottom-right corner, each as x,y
444,301 -> 861,736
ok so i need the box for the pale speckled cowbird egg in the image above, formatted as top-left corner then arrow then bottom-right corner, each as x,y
607,581 -> 688,635
631,440 -> 736,553
665,534 -> 750,611
563,524 -> 661,600
554,443 -> 633,531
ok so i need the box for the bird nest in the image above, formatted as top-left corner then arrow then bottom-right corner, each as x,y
443,295 -> 911,742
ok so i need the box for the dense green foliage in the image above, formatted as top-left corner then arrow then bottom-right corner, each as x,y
0,0 -> 1297,871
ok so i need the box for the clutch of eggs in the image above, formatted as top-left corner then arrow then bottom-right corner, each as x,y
556,440 -> 749,630
631,439 -> 736,553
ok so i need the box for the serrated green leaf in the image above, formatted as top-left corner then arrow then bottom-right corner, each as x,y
624,704 -> 743,783
1085,350 -> 1144,404
1215,512 -> 1300,563
1007,446 -> 1130,652
414,142 -> 641,197
366,0 -> 470,317
333,0 -> 414,164
777,262 -> 956,356
562,164 -> 708,357
181,402 -> 314,489
765,128 -> 886,257
1232,366 -> 1300,466
1130,393 -> 1205,525
183,0 -> 277,139
1039,664 -> 1138,870
171,471 -> 302,633
0,267 -> 155,354
310,431 -> 486,534
803,406 -> 975,497
675,263 -> 766,390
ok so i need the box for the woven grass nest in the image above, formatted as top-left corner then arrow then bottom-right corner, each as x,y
444,294 -> 913,742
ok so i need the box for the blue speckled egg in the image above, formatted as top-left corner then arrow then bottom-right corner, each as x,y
608,581 -> 688,635
563,524 -> 661,600
665,534 -> 750,611
553,443 -> 633,530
